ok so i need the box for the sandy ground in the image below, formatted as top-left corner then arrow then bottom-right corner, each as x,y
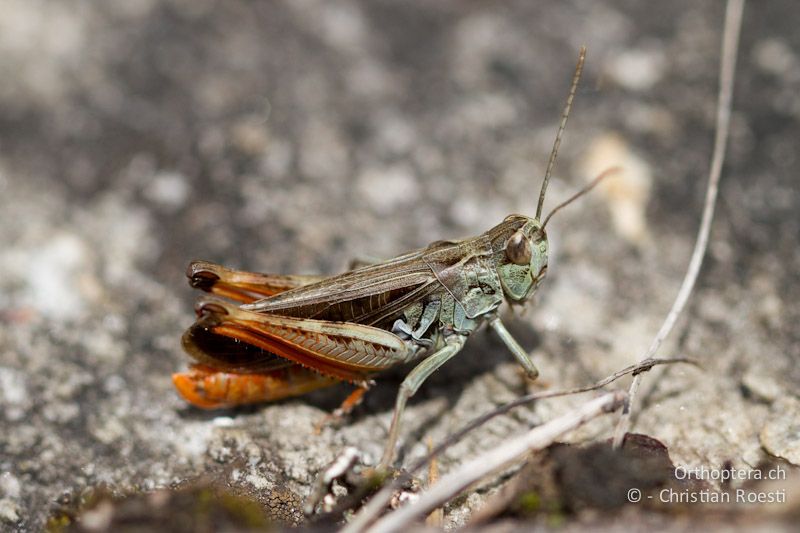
0,0 -> 798,530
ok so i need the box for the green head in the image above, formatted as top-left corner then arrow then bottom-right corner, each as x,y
492,159 -> 616,303
495,216 -> 549,302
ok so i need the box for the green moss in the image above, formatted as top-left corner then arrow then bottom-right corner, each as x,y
45,514 -> 72,533
546,511 -> 566,528
217,490 -> 274,529
517,491 -> 542,513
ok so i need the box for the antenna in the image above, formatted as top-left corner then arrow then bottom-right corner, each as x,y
542,166 -> 620,228
536,46 -> 586,220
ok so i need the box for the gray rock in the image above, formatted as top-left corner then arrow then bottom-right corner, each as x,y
0,1 -> 798,530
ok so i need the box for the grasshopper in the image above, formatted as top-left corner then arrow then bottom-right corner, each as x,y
175,48 -> 609,467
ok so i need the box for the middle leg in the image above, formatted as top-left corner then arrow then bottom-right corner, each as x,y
379,334 -> 467,468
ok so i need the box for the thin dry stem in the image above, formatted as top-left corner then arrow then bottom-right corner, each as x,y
611,0 -> 745,447
410,357 -> 693,476
424,438 -> 443,528
361,392 -> 626,533
335,357 -> 690,531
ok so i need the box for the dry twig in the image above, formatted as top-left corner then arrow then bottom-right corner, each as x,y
336,357 -> 690,531
612,0 -> 745,447
357,392 -> 626,533
342,391 -> 625,533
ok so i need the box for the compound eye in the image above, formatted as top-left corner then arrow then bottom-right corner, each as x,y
505,230 -> 532,266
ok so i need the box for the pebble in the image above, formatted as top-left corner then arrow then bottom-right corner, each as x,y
760,397 -> 800,466
0,498 -> 21,524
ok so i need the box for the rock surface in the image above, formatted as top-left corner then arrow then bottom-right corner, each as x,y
0,1 -> 798,530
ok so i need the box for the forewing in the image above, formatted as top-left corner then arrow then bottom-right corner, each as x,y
240,247 -> 443,322
188,260 -> 326,303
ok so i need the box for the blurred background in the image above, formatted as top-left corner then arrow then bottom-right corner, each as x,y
0,0 -> 798,529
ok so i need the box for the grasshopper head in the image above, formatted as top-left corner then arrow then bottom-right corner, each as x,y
494,161 -> 618,303
495,216 -> 548,303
